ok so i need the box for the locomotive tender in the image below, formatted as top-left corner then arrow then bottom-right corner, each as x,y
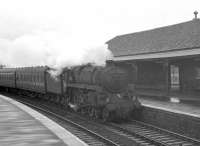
0,63 -> 141,121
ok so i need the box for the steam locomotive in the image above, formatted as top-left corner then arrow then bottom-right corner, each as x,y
0,62 -> 141,121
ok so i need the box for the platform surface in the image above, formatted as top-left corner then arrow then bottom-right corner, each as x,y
140,97 -> 200,118
0,95 -> 88,146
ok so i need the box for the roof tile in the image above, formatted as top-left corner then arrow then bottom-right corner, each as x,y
107,19 -> 200,57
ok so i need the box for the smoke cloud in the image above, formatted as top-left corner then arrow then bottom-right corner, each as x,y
0,0 -> 115,75
0,30 -> 113,71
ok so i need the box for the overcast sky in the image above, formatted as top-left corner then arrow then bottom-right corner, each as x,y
0,0 -> 199,68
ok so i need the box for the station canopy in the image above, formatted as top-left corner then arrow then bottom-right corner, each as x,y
106,19 -> 200,61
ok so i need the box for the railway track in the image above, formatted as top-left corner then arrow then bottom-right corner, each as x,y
9,94 -> 200,146
11,96 -> 138,146
15,99 -> 119,146
107,120 -> 200,146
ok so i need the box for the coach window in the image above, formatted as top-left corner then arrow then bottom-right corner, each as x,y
28,73 -> 30,82
35,74 -> 37,82
18,74 -> 20,81
21,74 -> 23,81
37,74 -> 39,83
27,73 -> 29,81
38,73 -> 41,83
26,73 -> 28,81
24,73 -> 26,81
32,75 -> 35,82
36,73 -> 39,83
36,74 -> 38,83
33,74 -> 35,83
41,74 -> 43,82
25,74 -> 27,81
39,73 -> 42,83
30,74 -> 32,82
31,74 -> 33,82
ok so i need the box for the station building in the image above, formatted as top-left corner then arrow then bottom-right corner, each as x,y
106,15 -> 200,101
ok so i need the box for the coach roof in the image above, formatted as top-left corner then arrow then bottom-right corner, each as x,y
107,19 -> 200,58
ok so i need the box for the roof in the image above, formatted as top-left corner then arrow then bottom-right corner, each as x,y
0,68 -> 16,72
16,66 -> 48,72
107,19 -> 200,59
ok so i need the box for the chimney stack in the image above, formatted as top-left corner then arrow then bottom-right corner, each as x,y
194,11 -> 198,20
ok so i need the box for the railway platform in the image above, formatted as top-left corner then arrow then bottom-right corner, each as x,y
0,95 -> 88,146
139,97 -> 200,140
140,97 -> 200,118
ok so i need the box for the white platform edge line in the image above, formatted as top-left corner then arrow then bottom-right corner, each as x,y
142,103 -> 200,118
1,95 -> 88,146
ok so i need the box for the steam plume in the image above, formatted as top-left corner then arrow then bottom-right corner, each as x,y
0,30 -> 113,73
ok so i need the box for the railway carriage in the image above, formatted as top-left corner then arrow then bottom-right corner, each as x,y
16,67 -> 47,94
0,68 -> 16,88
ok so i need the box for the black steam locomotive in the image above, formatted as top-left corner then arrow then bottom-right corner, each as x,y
0,63 -> 141,121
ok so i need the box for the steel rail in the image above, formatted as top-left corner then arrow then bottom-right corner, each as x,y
16,99 -> 120,146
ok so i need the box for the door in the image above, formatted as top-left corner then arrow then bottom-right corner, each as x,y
170,65 -> 180,91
